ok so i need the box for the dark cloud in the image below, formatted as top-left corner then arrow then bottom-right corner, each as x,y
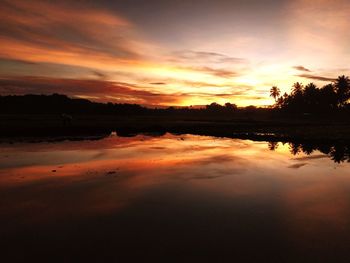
0,58 -> 105,79
91,70 -> 108,79
185,92 -> 262,100
288,163 -> 308,169
0,57 -> 37,65
244,96 -> 265,100
190,154 -> 239,165
198,66 -> 238,78
0,0 -> 142,62
293,66 -> 311,72
173,50 -> 247,64
297,74 -> 336,82
292,154 -> 328,161
149,82 -> 166,85
0,76 -> 261,105
170,50 -> 247,78
180,66 -> 238,78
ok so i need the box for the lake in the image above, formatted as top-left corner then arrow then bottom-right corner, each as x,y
1,133 -> 350,262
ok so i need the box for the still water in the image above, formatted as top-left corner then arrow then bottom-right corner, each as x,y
1,133 -> 350,262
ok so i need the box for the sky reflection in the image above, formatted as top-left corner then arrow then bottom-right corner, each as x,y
1,134 -> 350,261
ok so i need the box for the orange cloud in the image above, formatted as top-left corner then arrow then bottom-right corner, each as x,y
2,0 -> 347,106
297,74 -> 335,82
0,1 -> 260,106
0,0 -> 159,74
0,75 -> 266,106
0,0 -> 136,57
0,76 -> 184,105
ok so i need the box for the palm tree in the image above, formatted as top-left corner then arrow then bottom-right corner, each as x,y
292,82 -> 303,95
334,75 -> 350,107
305,82 -> 317,90
270,86 -> 280,102
268,141 -> 279,151
320,83 -> 337,109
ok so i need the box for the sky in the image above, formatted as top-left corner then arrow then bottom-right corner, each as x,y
0,0 -> 349,106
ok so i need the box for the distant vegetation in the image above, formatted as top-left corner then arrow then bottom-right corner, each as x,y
270,75 -> 350,113
1,84 -> 350,141
0,93 -> 261,117
0,75 -> 349,117
0,94 -> 146,115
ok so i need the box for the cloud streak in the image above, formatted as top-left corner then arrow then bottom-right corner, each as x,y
0,76 -> 183,105
297,74 -> 336,82
0,0 -> 161,75
0,76 -> 263,106
293,66 -> 311,72
0,0 -> 349,106
171,50 -> 247,65
0,0 -> 140,59
191,66 -> 238,78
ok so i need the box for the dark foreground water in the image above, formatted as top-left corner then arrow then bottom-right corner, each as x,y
1,133 -> 350,262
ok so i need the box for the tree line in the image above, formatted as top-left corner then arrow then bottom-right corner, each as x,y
1,75 -> 349,117
0,94 -> 263,117
270,75 -> 350,113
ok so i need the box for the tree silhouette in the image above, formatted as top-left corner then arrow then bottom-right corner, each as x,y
273,76 -> 350,112
334,75 -> 350,107
224,102 -> 238,111
292,82 -> 303,95
270,86 -> 280,102
269,141 -> 350,163
268,141 -> 279,151
289,142 -> 302,155
319,84 -> 337,110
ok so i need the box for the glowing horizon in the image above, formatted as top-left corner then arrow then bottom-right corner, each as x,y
0,0 -> 349,106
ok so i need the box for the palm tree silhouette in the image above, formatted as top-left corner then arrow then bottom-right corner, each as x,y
334,75 -> 350,107
270,86 -> 280,102
292,82 -> 303,95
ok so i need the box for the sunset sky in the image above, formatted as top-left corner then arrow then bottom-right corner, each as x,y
0,0 -> 349,106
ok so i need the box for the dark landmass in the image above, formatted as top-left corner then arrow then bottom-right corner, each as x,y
1,93 -> 350,164
1,112 -> 350,141
1,76 -> 350,142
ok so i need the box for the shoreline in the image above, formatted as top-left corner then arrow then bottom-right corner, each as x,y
1,114 -> 350,143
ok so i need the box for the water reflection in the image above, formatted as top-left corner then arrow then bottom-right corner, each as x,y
1,134 -> 350,262
267,141 -> 350,163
